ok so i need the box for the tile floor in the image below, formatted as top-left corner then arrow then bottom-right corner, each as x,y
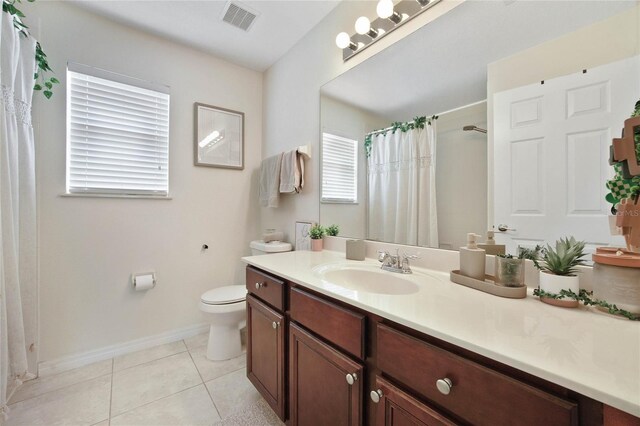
5,332 -> 283,426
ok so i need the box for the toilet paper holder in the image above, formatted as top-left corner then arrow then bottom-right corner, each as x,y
132,272 -> 156,291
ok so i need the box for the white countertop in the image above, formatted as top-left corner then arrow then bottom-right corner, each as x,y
242,250 -> 640,417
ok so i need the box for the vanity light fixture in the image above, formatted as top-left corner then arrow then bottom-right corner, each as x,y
335,32 -> 357,51
336,0 -> 441,61
355,16 -> 379,38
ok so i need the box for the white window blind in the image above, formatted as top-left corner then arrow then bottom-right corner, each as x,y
66,63 -> 170,197
321,132 -> 358,203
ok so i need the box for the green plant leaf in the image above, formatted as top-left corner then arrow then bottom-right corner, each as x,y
33,84 -> 42,91
44,81 -> 52,89
43,90 -> 53,99
50,77 -> 60,84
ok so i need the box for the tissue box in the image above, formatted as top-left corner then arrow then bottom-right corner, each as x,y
346,239 -> 365,261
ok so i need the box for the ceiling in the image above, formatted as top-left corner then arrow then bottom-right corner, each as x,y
69,0 -> 341,71
321,1 -> 637,120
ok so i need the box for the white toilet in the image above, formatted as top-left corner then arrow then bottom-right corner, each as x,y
199,239 -> 291,361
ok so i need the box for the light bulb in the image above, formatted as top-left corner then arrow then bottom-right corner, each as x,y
376,0 -> 394,19
355,17 -> 371,35
335,32 -> 351,49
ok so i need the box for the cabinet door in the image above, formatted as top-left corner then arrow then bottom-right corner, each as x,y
247,295 -> 285,420
290,322 -> 363,426
371,376 -> 456,426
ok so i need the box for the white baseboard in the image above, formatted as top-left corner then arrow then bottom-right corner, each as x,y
37,323 -> 209,377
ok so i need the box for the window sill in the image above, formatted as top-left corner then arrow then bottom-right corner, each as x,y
60,193 -> 172,200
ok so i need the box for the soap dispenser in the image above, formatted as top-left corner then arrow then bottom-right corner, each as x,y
478,230 -> 506,256
460,233 -> 486,281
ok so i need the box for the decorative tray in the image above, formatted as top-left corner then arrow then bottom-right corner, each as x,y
450,270 -> 527,299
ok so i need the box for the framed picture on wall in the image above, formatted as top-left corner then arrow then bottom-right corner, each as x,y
194,103 -> 244,169
295,221 -> 312,251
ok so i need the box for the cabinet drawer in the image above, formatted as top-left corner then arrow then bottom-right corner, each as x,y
372,375 -> 456,426
290,287 -> 365,360
246,266 -> 285,311
377,324 -> 578,426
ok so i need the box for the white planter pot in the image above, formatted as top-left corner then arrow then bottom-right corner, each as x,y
538,271 -> 580,308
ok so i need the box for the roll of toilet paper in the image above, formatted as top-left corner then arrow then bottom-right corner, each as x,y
133,273 -> 155,291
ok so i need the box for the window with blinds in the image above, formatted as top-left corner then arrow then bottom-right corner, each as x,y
321,132 -> 358,203
66,63 -> 170,197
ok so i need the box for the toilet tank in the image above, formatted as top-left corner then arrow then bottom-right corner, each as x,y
250,240 -> 292,255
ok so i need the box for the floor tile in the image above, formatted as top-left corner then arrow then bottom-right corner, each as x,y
215,398 -> 283,425
6,375 -> 111,426
205,368 -> 260,419
114,340 -> 187,372
184,332 -> 209,351
9,359 -> 112,405
190,345 -> 246,382
110,384 -> 220,426
111,351 -> 202,417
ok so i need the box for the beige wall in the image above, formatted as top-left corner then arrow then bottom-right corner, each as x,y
436,102 -> 488,251
320,96 -> 387,240
31,3 -> 263,362
486,5 -> 640,225
261,1 -> 463,242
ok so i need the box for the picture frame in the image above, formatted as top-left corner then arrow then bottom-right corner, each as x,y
194,102 -> 244,169
295,221 -> 312,251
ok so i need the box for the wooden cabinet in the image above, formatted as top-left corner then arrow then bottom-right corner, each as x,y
244,265 -> 637,425
371,376 -> 456,426
289,323 -> 364,426
246,295 -> 286,420
377,324 -> 578,426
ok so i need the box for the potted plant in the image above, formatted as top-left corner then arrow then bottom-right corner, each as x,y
326,224 -> 339,237
309,224 -> 325,252
537,237 -> 587,308
495,245 -> 542,287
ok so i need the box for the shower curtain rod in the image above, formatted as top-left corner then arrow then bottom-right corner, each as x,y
366,115 -> 438,137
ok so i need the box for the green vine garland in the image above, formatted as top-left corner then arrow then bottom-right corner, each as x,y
365,115 -> 438,157
3,0 -> 58,98
533,288 -> 639,321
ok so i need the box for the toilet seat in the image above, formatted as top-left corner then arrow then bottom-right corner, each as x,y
201,285 -> 247,305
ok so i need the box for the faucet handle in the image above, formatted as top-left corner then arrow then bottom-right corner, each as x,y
377,250 -> 390,263
400,251 -> 421,261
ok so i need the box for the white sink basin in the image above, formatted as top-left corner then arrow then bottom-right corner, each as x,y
312,263 -> 421,295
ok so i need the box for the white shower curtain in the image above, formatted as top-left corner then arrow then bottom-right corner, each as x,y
0,12 -> 38,417
367,123 -> 438,247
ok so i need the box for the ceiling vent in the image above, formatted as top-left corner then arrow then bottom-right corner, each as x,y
221,1 -> 259,32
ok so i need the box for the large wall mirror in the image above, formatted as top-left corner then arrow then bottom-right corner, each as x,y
320,1 -> 639,255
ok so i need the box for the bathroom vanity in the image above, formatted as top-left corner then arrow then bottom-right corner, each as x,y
243,250 -> 639,426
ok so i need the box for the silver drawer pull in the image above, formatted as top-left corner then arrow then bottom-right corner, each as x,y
255,282 -> 264,290
436,378 -> 453,395
370,389 -> 383,403
345,373 -> 358,385
272,321 -> 279,329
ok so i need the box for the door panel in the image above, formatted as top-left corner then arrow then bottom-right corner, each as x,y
493,55 -> 640,254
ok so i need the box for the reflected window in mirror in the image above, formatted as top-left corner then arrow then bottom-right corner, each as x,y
321,133 -> 358,203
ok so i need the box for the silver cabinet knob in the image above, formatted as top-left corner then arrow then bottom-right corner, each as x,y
255,282 -> 263,290
436,378 -> 453,395
272,321 -> 279,329
370,389 -> 383,403
345,373 -> 358,385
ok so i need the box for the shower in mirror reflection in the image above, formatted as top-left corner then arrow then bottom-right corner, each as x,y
463,125 -> 487,134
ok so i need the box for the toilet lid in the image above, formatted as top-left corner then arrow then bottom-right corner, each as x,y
201,286 -> 247,305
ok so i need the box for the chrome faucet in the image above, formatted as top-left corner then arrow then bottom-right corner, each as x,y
378,249 -> 419,274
